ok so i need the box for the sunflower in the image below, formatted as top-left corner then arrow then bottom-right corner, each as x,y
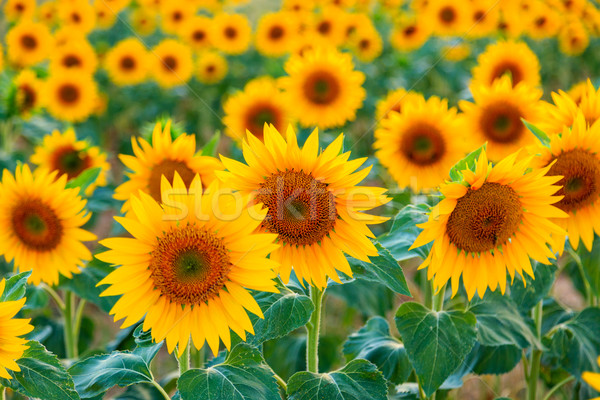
255,12 -> 299,57
0,45 -> 4,72
223,77 -> 293,142
130,8 -> 157,36
526,2 -> 561,39
425,0 -> 469,36
45,71 -> 98,123
443,42 -> 471,62
567,81 -> 588,105
0,165 -> 95,285
94,1 -> 118,30
410,148 -> 567,299
311,7 -> 347,47
30,128 -> 110,196
466,0 -> 500,38
218,124 -> 390,289
471,40 -> 541,88
3,0 -> 36,22
57,0 -> 97,34
49,39 -> 98,75
178,16 -> 213,52
38,2 -> 57,26
350,26 -> 383,63
99,0 -> 130,13
375,95 -> 469,192
150,39 -> 193,89
342,12 -> 374,43
496,10 -> 526,39
375,88 -> 425,121
160,0 -> 196,35
6,20 -> 53,67
114,121 -> 223,212
558,19 -> 590,56
104,38 -> 149,86
583,357 -> 600,398
196,51 -> 228,84
52,26 -> 87,49
460,76 -> 543,161
211,13 -> 251,55
14,69 -> 44,118
0,278 -> 34,380
282,0 -> 315,13
389,16 -> 430,52
279,47 -> 365,129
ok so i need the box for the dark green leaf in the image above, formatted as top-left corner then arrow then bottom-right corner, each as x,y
65,167 -> 101,194
509,263 -> 557,313
58,258 -> 117,313
395,302 -> 477,396
0,340 -> 79,400
24,283 -> 49,310
523,119 -> 550,146
0,271 -> 31,302
472,344 -> 521,375
448,144 -> 486,182
328,279 -> 395,317
201,131 -> 220,156
115,383 -> 167,400
574,236 -> 600,297
287,359 -> 388,400
343,317 -> 411,384
378,204 -> 429,261
132,324 -> 163,364
177,343 -> 280,400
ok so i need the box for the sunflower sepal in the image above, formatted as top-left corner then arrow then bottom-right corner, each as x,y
523,119 -> 551,147
448,143 -> 487,182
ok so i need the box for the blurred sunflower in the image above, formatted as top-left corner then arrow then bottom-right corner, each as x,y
57,0 -> 97,34
100,0 -> 130,12
389,17 -> 430,52
0,278 -> 34,380
425,0 -> 469,36
151,39 -> 193,88
282,0 -> 315,13
6,20 -> 53,67
496,12 -> 525,39
38,2 -> 57,26
466,0 -> 500,38
49,39 -> 98,75
558,19 -> 590,56
160,0 -> 196,35
219,124 -> 390,289
104,38 -> 149,86
375,88 -> 424,121
311,7 -> 347,46
583,357 -> 600,398
471,40 -> 541,87
14,70 -> 44,118
178,16 -> 213,52
3,0 -> 36,22
350,26 -> 383,63
0,165 -> 95,285
280,47 -> 365,129
45,71 -> 98,123
30,128 -> 110,196
196,51 -> 228,84
211,13 -> 251,55
223,77 -> 293,142
52,26 -> 86,49
114,121 -> 223,212
410,149 -> 566,299
443,42 -> 471,62
460,76 -> 543,161
130,8 -> 157,36
255,12 -> 299,57
567,81 -> 587,105
94,1 -> 118,30
342,12 -> 373,43
375,95 -> 469,192
526,3 -> 561,39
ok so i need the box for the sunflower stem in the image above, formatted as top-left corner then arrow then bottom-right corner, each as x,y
1,386 -> 5,400
306,285 -> 325,373
193,345 -> 205,369
542,375 -> 575,400
567,249 -> 592,305
41,283 -> 65,311
274,372 -> 288,394
178,344 -> 191,376
73,299 -> 86,357
527,300 -> 544,400
150,379 -> 171,400
63,291 -> 78,360
432,282 -> 446,312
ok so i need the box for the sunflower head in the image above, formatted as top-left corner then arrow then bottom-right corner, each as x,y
196,51 -> 228,84
45,70 -> 99,123
255,11 -> 300,57
104,38 -> 149,86
13,69 -> 45,118
389,16 -> 430,52
6,20 -> 53,67
211,13 -> 252,55
151,39 -> 193,89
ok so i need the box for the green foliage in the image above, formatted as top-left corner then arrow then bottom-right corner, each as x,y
571,236 -> 600,297
201,131 -> 221,156
378,204 -> 430,261
523,119 -> 551,146
509,263 -> 557,313
65,167 -> 102,195
58,258 -> 117,313
0,271 -> 31,302
448,143 -> 486,182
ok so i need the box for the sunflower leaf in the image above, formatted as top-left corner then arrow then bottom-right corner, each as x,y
572,236 -> 600,298
0,340 -> 80,400
448,143 -> 486,182
509,263 -> 557,313
522,119 -> 551,146
58,258 -> 117,313
286,359 -> 388,400
395,302 -> 477,397
378,203 -> 430,262
132,324 -> 163,365
0,270 -> 31,302
177,343 -> 280,400
65,167 -> 102,195
201,131 -> 221,156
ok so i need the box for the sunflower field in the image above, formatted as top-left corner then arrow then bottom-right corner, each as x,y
2,0 -> 600,399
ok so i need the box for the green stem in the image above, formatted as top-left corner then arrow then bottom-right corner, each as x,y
567,249 -> 592,304
432,283 -> 447,312
178,343 -> 191,376
193,345 -> 205,369
306,286 -> 325,373
1,386 -> 6,400
63,291 -> 78,359
542,376 -> 575,400
274,373 -> 288,394
150,379 -> 171,400
73,299 -> 86,357
416,375 -> 427,400
527,301 -> 544,400
41,284 -> 65,311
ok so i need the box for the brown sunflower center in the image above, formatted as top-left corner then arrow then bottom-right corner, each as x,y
150,225 -> 231,305
51,145 -> 92,179
15,2 -> 24,11
548,149 -> 600,212
63,54 -> 82,67
474,10 -> 485,21
18,84 -> 36,111
479,101 -> 524,143
446,182 -> 522,253
317,21 -> 331,34
193,30 -> 206,41
359,39 -> 370,50
303,70 -> 340,105
490,62 -> 524,85
172,11 -> 182,21
404,25 -> 417,37
245,103 -> 281,138
21,34 -> 37,50
58,84 -> 80,104
224,26 -> 237,39
440,6 -> 457,24
71,12 -> 81,23
205,64 -> 216,74
535,17 -> 547,27
162,55 -> 177,71
256,170 -> 337,246
269,25 -> 284,40
120,56 -> 136,70
11,199 -> 63,251
148,159 -> 196,202
400,123 -> 446,166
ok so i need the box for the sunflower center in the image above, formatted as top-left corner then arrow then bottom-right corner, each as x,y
21,34 -> 37,50
51,146 -> 92,179
446,182 -> 522,253
224,26 -> 237,39
474,10 -> 485,21
150,225 -> 231,305
404,26 -> 416,36
58,84 -> 80,104
63,55 -> 81,67
317,21 -> 331,34
193,30 -> 206,41
440,7 -> 456,24
269,25 -> 284,40
400,124 -> 446,165
11,199 -> 63,251
172,11 -> 182,21
479,101 -> 523,143
148,159 -> 196,202
359,39 -> 370,50
18,84 -> 36,111
206,64 -> 216,74
491,62 -> 524,85
15,3 -> 24,11
245,104 -> 281,137
163,55 -> 177,71
303,70 -> 340,105
256,170 -> 337,246
71,12 -> 81,23
535,17 -> 547,27
548,149 -> 600,212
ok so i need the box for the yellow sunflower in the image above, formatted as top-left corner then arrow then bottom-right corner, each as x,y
0,165 -> 96,285
389,16 -> 431,52
211,13 -> 252,55
130,8 -> 157,36
279,47 -> 365,129
529,114 -> 600,253
341,12 -> 374,44
496,8 -> 526,39
218,124 -> 390,289
310,7 -> 347,47
425,0 -> 469,36
255,12 -> 300,57
178,16 -> 213,52
583,357 -> 600,398
56,0 -> 97,34
375,95 -> 469,192
6,20 -> 53,67
460,76 -> 544,161
410,148 -> 567,300
442,42 -> 471,62
350,26 -> 383,63
160,0 -> 196,35
14,69 -> 45,119
223,77 -> 293,142
94,0 -> 118,30
567,81 -> 588,105
98,174 -> 279,356
30,128 -> 110,196
282,0 -> 315,13
114,121 -> 223,212
466,0 -> 500,38
3,0 -> 36,22
0,278 -> 34,380
558,19 -> 590,56
38,2 -> 57,26
49,38 -> 98,75
526,2 -> 561,39
45,71 -> 98,123
471,40 -> 541,88
104,38 -> 149,86
196,51 -> 228,84
151,39 -> 193,89
52,26 -> 87,49
375,88 -> 425,121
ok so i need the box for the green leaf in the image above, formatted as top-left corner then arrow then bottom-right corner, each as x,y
468,292 -> 540,348
395,302 -> 477,396
347,242 -> 411,295
65,167 -> 101,194
328,278 -> 395,317
177,343 -> 280,400
471,344 -> 521,375
574,236 -> 600,297
24,283 -> 49,310
448,143 -> 486,182
522,119 -> 550,146
0,340 -> 79,400
509,263 -> 557,313
132,324 -> 163,364
378,204 -> 429,261
343,317 -> 411,384
58,258 -> 117,313
115,383 -> 166,400
287,359 -> 388,400
201,131 -> 221,156
0,271 -> 31,302
69,352 -> 153,398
